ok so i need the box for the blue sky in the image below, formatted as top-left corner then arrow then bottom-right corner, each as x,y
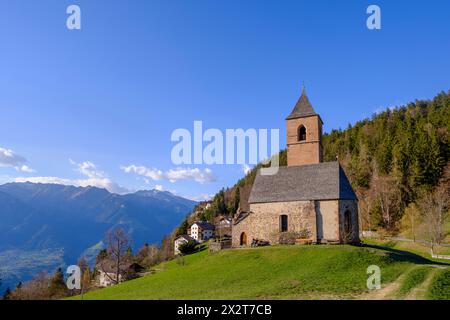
0,0 -> 449,200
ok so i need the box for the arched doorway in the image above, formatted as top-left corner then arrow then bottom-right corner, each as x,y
343,210 -> 352,241
240,232 -> 247,246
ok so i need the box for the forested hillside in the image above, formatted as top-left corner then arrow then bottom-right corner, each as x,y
177,91 -> 450,240
323,91 -> 449,233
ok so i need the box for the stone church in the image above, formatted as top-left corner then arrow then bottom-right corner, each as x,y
232,88 -> 359,246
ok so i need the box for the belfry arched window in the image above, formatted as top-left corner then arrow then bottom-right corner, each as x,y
298,125 -> 306,141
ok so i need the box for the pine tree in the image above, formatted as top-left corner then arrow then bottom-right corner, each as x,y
2,287 -> 12,300
81,268 -> 91,295
95,249 -> 108,265
49,267 -> 67,298
177,219 -> 189,235
230,187 -> 240,215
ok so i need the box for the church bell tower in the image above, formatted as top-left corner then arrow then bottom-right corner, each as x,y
286,86 -> 323,166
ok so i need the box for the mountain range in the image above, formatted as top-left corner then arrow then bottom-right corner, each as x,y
0,182 -> 196,292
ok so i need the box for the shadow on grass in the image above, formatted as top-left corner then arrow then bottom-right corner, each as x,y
356,243 -> 450,266
196,243 -> 208,252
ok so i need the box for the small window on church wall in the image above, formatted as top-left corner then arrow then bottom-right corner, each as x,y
298,126 -> 306,141
280,215 -> 288,232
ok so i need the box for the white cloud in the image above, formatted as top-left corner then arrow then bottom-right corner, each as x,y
121,165 -> 165,181
13,160 -> 129,194
154,184 -> 164,191
186,193 -> 214,201
13,176 -> 73,185
242,164 -> 252,175
70,159 -> 129,194
0,147 -> 26,167
121,165 -> 216,184
166,168 -> 215,184
0,147 -> 35,173
373,101 -> 404,115
16,165 -> 36,173
72,160 -> 106,179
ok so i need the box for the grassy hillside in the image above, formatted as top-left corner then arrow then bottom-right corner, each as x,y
72,244 -> 448,300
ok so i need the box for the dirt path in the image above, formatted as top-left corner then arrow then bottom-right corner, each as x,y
404,268 -> 438,300
360,265 -> 448,300
359,272 -> 407,300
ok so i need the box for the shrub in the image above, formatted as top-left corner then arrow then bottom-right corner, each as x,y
298,229 -> 313,239
279,230 -> 313,245
178,241 -> 198,255
175,255 -> 186,266
279,232 -> 297,245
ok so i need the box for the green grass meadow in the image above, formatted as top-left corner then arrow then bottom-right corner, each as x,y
70,244 -> 448,300
427,269 -> 450,300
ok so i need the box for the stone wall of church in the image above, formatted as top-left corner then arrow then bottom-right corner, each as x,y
232,200 -> 317,247
231,199 -> 361,247
315,200 -> 340,242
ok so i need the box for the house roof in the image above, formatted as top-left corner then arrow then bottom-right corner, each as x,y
248,162 -> 357,204
96,260 -> 140,274
286,88 -> 321,121
175,235 -> 196,242
192,221 -> 215,230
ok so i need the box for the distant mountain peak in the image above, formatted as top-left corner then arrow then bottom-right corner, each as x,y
134,189 -> 170,196
0,181 -> 197,291
1,182 -> 178,197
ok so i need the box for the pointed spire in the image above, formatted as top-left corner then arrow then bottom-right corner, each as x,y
286,83 -> 318,120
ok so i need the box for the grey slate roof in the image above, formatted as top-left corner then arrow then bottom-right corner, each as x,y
176,235 -> 196,242
248,162 -> 357,204
286,89 -> 319,120
193,221 -> 215,230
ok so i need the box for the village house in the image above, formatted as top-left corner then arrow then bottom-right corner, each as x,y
96,261 -> 144,287
232,87 -> 359,247
188,221 -> 215,242
97,267 -> 122,287
214,215 -> 232,238
174,234 -> 196,255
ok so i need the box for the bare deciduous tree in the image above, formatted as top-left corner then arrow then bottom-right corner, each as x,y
10,272 -> 52,300
401,203 -> 421,242
372,174 -> 401,230
102,228 -> 131,285
420,187 -> 449,251
357,189 -> 372,231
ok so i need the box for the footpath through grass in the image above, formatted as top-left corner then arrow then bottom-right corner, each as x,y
73,244 -> 430,300
396,266 -> 432,297
362,239 -> 449,299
